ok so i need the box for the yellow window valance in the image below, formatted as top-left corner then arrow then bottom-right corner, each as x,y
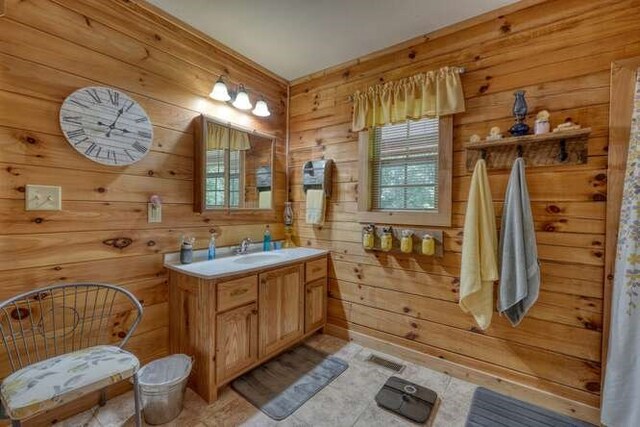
351,66 -> 465,131
207,122 -> 251,150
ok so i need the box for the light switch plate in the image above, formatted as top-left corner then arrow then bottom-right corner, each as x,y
25,185 -> 62,211
148,202 -> 162,223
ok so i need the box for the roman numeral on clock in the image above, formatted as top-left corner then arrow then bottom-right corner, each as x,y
124,100 -> 135,112
108,89 -> 119,106
85,89 -> 102,104
134,116 -> 148,123
62,116 -> 83,125
132,141 -> 148,153
67,128 -> 86,139
70,99 -> 89,109
108,150 -> 118,165
85,143 -> 97,156
137,130 -> 152,139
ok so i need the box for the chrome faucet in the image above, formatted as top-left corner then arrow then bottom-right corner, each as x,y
235,237 -> 252,255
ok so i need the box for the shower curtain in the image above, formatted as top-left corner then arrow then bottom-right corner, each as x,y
601,70 -> 640,426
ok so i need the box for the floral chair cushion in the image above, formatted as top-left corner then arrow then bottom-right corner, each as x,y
0,345 -> 139,420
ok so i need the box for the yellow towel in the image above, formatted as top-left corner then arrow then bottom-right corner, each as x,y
459,160 -> 499,330
258,191 -> 272,209
305,189 -> 326,225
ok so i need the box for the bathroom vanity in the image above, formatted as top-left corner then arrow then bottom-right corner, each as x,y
165,248 -> 328,402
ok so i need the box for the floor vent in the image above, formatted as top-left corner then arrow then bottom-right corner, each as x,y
366,354 -> 406,373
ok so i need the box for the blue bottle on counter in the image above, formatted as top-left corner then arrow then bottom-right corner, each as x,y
263,225 -> 272,251
208,233 -> 216,260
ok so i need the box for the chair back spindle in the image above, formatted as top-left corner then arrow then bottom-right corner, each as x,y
0,283 -> 143,374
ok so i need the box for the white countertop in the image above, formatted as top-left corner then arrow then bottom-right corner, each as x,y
164,247 -> 328,280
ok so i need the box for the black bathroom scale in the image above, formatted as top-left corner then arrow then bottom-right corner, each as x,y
375,376 -> 438,424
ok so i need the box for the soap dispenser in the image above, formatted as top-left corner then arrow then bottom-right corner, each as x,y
207,232 -> 217,260
263,225 -> 272,251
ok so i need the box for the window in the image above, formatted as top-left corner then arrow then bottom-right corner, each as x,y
358,116 -> 452,226
205,149 -> 243,209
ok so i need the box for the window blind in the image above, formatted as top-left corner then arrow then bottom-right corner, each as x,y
371,118 -> 439,211
205,149 -> 242,208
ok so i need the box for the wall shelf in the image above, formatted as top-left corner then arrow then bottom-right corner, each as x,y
362,226 -> 444,258
464,128 -> 591,171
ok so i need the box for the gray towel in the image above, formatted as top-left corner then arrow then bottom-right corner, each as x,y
498,158 -> 540,326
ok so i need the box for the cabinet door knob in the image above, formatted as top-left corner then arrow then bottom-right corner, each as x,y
251,309 -> 258,315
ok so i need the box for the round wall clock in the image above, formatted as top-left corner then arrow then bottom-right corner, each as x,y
59,86 -> 153,166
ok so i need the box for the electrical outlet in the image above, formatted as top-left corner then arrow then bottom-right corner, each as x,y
25,185 -> 62,211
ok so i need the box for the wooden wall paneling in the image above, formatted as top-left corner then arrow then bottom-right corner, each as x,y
288,0 -> 640,419
602,56 -> 640,388
0,0 -> 287,423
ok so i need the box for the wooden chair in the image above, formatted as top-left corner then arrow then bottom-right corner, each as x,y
0,283 -> 143,426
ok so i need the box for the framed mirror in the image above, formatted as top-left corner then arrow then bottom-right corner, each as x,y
194,114 -> 276,215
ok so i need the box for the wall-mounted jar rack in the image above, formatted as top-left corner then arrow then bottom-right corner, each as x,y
464,128 -> 591,171
362,225 -> 444,257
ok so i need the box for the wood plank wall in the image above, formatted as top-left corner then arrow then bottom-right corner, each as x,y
288,0 -> 640,412
0,0 -> 286,423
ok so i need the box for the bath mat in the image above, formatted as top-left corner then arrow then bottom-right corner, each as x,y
231,345 -> 348,420
466,388 -> 596,426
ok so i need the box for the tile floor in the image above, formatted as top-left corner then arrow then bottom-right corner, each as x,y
62,334 -> 478,427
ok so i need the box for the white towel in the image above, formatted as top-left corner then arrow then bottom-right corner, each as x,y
459,160 -> 499,330
258,191 -> 272,209
498,158 -> 540,326
305,189 -> 326,225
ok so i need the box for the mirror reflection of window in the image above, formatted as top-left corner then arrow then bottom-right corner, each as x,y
206,149 -> 243,208
201,118 -> 273,211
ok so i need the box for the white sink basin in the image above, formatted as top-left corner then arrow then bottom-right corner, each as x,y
164,247 -> 328,280
232,253 -> 284,265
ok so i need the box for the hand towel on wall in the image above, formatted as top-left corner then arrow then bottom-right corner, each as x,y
459,159 -> 499,330
258,191 -> 272,209
305,189 -> 326,225
498,157 -> 540,326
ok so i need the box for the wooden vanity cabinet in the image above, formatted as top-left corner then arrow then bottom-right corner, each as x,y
259,264 -> 305,358
216,302 -> 258,383
168,254 -> 327,403
305,279 -> 327,333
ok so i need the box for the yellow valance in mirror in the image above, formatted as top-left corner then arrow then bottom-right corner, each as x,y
351,66 -> 465,131
207,122 -> 251,150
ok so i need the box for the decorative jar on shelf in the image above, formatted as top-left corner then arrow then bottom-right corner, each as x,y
362,225 -> 375,250
400,230 -> 414,253
380,226 -> 393,252
422,234 -> 436,256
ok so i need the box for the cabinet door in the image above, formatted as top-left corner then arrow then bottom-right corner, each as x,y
216,303 -> 258,383
259,264 -> 304,358
305,278 -> 327,333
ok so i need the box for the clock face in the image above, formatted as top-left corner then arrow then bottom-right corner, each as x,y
59,87 -> 153,166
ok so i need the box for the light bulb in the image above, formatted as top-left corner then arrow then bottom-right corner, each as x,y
232,85 -> 253,110
209,77 -> 231,102
252,99 -> 271,117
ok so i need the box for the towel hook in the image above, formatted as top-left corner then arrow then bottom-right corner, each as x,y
516,145 -> 523,158
558,140 -> 568,162
480,149 -> 487,160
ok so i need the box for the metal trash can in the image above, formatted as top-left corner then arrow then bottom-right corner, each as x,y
137,354 -> 193,425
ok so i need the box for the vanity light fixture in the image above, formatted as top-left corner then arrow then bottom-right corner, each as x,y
209,76 -> 231,102
232,84 -> 253,110
252,97 -> 271,117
